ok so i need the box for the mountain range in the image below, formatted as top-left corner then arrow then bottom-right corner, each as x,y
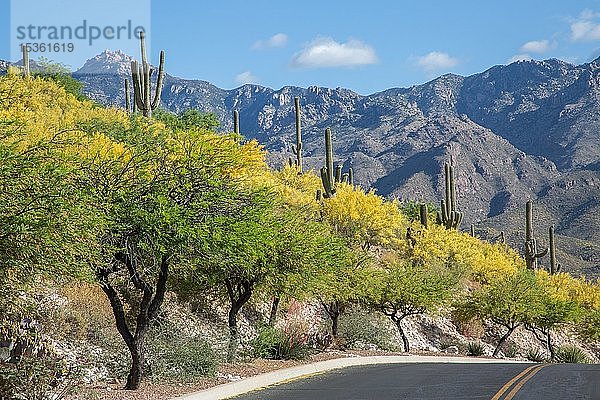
2,50 -> 599,277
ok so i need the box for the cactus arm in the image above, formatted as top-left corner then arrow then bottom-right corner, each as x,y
536,248 -> 549,258
440,200 -> 448,225
348,168 -> 354,185
131,61 -> 145,111
151,50 -> 165,110
320,167 -> 335,198
456,212 -> 463,229
335,165 -> 343,182
143,60 -> 151,117
524,200 -> 548,269
124,78 -> 131,112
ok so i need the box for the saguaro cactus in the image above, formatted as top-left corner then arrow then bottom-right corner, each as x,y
21,44 -> 30,78
525,200 -> 548,270
419,204 -> 429,228
131,31 -> 165,118
288,97 -> 303,172
436,163 -> 463,230
347,169 -> 354,185
233,110 -> 240,134
548,225 -> 561,275
320,128 -> 337,198
318,128 -> 354,198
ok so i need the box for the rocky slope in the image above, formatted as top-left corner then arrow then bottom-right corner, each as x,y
2,52 -> 598,276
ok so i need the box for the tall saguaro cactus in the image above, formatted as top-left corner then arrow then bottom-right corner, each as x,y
318,128 -> 354,199
288,97 -> 303,172
548,225 -> 561,275
436,163 -> 463,230
131,31 -> 165,118
525,200 -> 548,270
233,110 -> 240,134
21,44 -> 30,78
320,128 -> 337,198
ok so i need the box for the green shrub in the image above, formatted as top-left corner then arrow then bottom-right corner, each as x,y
554,345 -> 589,364
337,308 -> 396,351
145,324 -> 219,383
251,325 -> 310,361
0,318 -> 78,399
526,347 -> 547,362
467,341 -> 484,356
504,342 -> 518,358
0,356 -> 78,400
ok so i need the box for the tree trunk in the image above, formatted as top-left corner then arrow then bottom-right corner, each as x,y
225,278 -> 254,363
393,318 -> 410,352
125,341 -> 145,390
493,326 -> 516,357
332,311 -> 339,337
546,331 -> 555,361
268,297 -> 280,327
322,301 -> 341,337
227,305 -> 240,363
97,253 -> 170,390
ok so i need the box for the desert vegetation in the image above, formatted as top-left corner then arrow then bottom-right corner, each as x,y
0,45 -> 598,399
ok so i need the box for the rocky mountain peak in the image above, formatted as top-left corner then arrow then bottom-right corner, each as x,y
75,49 -> 134,76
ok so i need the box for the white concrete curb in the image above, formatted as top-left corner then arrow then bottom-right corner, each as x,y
171,355 -> 528,400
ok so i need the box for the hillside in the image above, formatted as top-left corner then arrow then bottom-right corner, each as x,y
2,52 -> 597,276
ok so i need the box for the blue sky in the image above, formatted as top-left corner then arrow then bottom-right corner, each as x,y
2,0 -> 600,94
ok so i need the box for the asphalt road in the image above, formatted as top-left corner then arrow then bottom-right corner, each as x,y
230,363 -> 600,400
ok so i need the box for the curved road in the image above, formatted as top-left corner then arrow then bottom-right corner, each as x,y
231,363 -> 599,400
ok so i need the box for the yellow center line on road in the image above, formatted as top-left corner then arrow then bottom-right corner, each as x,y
490,364 -> 546,400
503,364 -> 549,400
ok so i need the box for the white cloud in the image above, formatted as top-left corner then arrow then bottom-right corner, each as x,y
571,20 -> 600,41
414,51 -> 459,72
579,9 -> 600,20
508,54 -> 533,63
520,40 -> 552,54
570,9 -> 600,41
290,37 -> 378,68
235,71 -> 259,85
252,33 -> 288,50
